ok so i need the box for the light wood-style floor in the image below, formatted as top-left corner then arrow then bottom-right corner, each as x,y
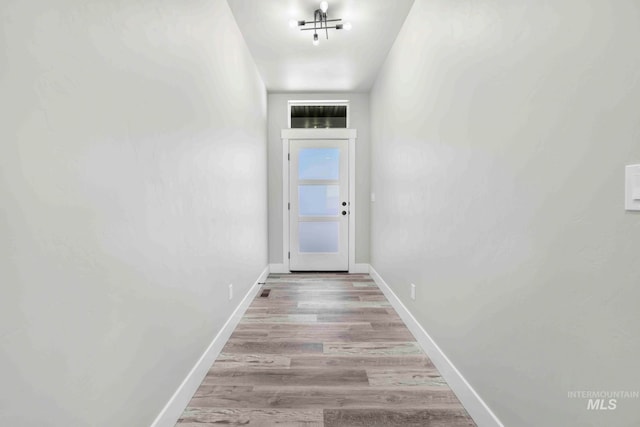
177,273 -> 476,426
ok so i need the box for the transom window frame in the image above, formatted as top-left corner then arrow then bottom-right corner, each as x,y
287,100 -> 350,129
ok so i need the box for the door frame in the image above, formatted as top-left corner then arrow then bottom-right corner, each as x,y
281,128 -> 357,272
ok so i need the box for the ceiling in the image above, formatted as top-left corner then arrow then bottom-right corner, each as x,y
227,0 -> 415,92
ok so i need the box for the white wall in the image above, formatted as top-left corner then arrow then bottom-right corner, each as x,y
370,1 -> 640,426
0,1 -> 267,425
267,93 -> 370,265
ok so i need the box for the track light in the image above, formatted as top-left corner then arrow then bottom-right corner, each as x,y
291,1 -> 351,44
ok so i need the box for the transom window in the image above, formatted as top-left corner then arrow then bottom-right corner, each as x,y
288,100 -> 349,129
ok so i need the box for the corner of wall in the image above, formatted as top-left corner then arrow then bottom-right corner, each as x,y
150,266 -> 269,427
369,266 -> 504,427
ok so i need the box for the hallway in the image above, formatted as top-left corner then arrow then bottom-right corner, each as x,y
3,0 -> 640,425
177,274 -> 475,426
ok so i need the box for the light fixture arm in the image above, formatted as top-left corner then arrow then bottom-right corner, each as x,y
324,10 -> 328,39
293,1 -> 351,45
300,25 -> 342,31
313,9 -> 319,38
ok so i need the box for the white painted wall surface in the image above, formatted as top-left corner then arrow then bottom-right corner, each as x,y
268,93 -> 370,264
370,1 -> 640,426
0,1 -> 267,425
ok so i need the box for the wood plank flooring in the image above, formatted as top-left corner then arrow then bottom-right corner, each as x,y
177,273 -> 476,426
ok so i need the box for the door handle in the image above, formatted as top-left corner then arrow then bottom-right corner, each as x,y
342,201 -> 347,206
342,211 -> 347,216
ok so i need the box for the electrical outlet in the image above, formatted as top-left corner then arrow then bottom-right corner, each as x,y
410,283 -> 416,300
228,283 -> 233,301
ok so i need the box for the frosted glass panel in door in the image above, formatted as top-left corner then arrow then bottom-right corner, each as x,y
289,138 -> 349,271
299,185 -> 339,216
299,222 -> 339,253
298,148 -> 340,180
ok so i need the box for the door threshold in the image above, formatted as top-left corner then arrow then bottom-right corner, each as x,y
288,270 -> 349,274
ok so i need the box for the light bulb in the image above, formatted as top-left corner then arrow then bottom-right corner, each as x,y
313,34 -> 319,46
320,1 -> 328,13
289,19 -> 297,28
343,22 -> 352,31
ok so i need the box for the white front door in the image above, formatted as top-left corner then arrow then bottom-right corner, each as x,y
289,139 -> 349,271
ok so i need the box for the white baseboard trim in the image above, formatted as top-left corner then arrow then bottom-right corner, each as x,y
349,263 -> 370,274
369,266 -> 504,427
150,266 -> 270,427
269,263 -> 288,274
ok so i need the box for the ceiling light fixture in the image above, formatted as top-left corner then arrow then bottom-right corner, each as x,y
291,1 -> 351,46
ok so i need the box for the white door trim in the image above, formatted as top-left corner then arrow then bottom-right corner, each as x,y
281,128 -> 357,272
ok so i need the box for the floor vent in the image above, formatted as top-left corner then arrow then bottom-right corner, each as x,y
260,289 -> 271,298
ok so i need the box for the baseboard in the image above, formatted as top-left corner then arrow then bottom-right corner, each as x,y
269,263 -> 288,274
349,263 -> 370,274
369,266 -> 504,427
150,266 -> 270,427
